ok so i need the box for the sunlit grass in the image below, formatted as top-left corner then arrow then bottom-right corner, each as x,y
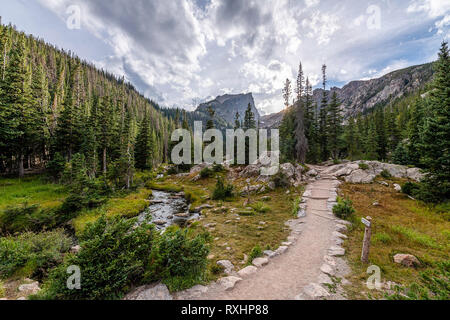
0,176 -> 67,211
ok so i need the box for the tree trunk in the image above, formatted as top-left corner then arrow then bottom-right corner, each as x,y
103,148 -> 107,174
19,154 -> 25,178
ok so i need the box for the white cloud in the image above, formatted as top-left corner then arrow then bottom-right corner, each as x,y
407,0 -> 450,18
35,0 -> 449,114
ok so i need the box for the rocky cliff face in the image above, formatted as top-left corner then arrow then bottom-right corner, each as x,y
196,93 -> 260,126
261,62 -> 434,128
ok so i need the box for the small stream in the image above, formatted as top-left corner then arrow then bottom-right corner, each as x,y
137,190 -> 200,230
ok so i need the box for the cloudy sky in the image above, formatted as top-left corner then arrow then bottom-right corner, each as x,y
1,0 -> 449,114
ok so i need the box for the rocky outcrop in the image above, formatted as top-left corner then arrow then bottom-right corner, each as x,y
196,93 -> 260,126
393,254 -> 421,268
124,283 -> 172,300
321,161 -> 424,184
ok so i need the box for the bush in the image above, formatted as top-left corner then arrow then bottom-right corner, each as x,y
35,215 -> 155,300
199,167 -> 213,179
0,203 -> 59,234
145,228 -> 210,291
359,162 -> 369,170
247,245 -> 263,265
212,177 -> 234,200
392,143 -> 410,166
212,164 -> 225,173
0,230 -> 71,279
387,261 -> 450,300
271,171 -> 289,188
380,169 -> 392,179
333,197 -> 355,220
46,153 -> 66,182
250,202 -> 271,213
292,197 -> 301,217
402,182 -> 421,197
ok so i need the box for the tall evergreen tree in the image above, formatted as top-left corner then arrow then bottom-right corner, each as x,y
327,91 -> 343,160
420,41 -> 450,201
318,64 -> 329,161
135,110 -> 152,170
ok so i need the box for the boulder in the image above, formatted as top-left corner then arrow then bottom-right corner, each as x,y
218,276 -> 242,291
124,283 -> 172,300
393,254 -> 421,268
302,283 -> 330,299
217,260 -> 234,275
328,246 -> 345,257
407,168 -> 424,181
306,169 -> 318,177
237,266 -> 258,278
320,264 -> 336,276
252,257 -> 269,267
275,246 -> 288,255
394,184 -> 402,192
70,245 -> 81,254
18,282 -> 41,295
344,169 -> 376,184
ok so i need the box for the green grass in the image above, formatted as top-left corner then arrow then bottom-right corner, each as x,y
0,280 -> 5,298
72,188 -> 153,235
340,178 -> 450,300
0,176 -> 68,211
250,202 -> 271,213
391,225 -> 441,249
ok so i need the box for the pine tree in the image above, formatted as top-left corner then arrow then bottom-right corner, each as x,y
135,110 -> 152,170
318,64 -> 329,161
234,112 -> 241,129
295,62 -> 304,103
327,91 -> 342,160
282,78 -> 292,109
243,103 -> 256,130
206,105 -> 215,130
420,41 -> 450,201
294,62 -> 308,163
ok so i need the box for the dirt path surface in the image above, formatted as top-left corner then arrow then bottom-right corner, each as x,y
174,168 -> 351,300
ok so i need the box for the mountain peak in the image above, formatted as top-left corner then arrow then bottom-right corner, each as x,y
196,92 -> 260,126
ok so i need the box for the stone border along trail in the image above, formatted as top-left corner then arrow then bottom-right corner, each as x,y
171,166 -> 352,300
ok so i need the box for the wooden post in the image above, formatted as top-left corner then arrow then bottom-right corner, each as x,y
361,216 -> 372,264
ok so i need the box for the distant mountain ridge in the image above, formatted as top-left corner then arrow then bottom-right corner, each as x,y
261,62 -> 435,128
196,93 -> 260,126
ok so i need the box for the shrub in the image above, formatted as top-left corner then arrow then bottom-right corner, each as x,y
46,153 -> 66,182
387,261 -> 450,300
292,197 -> 301,217
271,171 -> 289,188
145,228 -> 210,291
212,177 -> 234,200
35,215 -> 155,300
332,197 -> 355,220
359,162 -> 369,170
199,167 -> 213,179
210,264 -> 224,275
0,230 -> 71,279
250,202 -> 271,213
380,169 -> 392,179
402,182 -> 421,197
0,203 -> 60,234
0,280 -> 5,298
247,245 -> 262,265
212,164 -> 225,173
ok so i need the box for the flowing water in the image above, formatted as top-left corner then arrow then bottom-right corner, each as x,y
137,190 -> 200,230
